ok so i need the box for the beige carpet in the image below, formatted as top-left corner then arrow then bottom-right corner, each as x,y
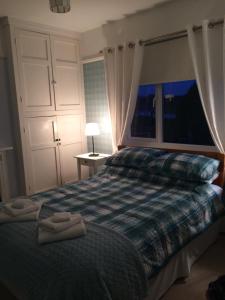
161,235 -> 225,300
1,236 -> 225,300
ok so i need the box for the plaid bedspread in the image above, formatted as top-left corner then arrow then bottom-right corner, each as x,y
33,166 -> 225,278
0,205 -> 147,300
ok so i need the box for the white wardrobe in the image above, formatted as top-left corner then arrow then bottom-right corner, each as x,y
1,17 -> 86,195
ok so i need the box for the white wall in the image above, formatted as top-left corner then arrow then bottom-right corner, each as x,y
0,40 -> 4,58
0,28 -> 5,58
80,0 -> 225,58
0,58 -> 19,197
80,26 -> 107,58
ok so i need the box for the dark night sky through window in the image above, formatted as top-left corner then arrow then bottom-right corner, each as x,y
131,80 -> 214,146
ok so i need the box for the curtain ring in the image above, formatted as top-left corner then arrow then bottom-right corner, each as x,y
107,48 -> 113,54
128,42 -> 135,49
118,45 -> 123,51
139,40 -> 144,46
208,22 -> 214,29
192,25 -> 198,32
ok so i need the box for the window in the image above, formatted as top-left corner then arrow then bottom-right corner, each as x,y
83,60 -> 113,154
131,85 -> 156,138
131,80 -> 214,147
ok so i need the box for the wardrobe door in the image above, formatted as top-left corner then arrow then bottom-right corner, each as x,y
16,30 -> 55,112
51,36 -> 82,110
57,115 -> 84,183
25,116 -> 61,193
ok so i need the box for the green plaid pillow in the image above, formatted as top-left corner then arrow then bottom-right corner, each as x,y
147,152 -> 220,182
105,147 -> 165,170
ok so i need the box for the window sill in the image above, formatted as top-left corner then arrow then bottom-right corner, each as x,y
124,137 -> 218,152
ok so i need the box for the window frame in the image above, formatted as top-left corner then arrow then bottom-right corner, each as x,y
126,83 -> 217,152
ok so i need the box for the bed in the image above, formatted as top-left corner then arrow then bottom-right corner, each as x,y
0,146 -> 225,300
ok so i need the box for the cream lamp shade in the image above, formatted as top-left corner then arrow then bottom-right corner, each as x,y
85,123 -> 100,136
85,123 -> 100,157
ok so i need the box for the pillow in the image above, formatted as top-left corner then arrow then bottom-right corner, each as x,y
147,152 -> 220,183
105,147 -> 166,170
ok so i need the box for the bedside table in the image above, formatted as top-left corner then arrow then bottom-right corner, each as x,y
75,153 -> 111,180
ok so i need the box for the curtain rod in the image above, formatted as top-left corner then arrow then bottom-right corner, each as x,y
141,19 -> 224,47
99,18 -> 224,54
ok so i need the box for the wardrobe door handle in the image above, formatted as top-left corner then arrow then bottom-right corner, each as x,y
55,138 -> 59,141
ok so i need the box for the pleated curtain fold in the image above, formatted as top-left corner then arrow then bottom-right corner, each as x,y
104,42 -> 143,152
187,20 -> 225,153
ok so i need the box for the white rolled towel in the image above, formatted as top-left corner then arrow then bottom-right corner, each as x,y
0,202 -> 43,224
51,212 -> 71,223
38,220 -> 87,245
3,198 -> 40,217
39,213 -> 83,233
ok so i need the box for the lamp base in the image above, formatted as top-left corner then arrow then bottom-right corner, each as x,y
89,153 -> 99,157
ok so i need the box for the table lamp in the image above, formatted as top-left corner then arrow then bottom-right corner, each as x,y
85,123 -> 100,157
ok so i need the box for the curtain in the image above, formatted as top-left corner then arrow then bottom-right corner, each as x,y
187,20 -> 225,153
104,42 -> 143,152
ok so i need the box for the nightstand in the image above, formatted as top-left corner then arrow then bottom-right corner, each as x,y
75,153 -> 111,180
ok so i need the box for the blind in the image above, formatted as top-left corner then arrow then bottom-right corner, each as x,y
140,36 -> 195,84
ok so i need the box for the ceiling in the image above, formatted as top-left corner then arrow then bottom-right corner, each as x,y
0,0 -> 173,33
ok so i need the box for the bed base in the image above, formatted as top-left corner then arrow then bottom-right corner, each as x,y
145,217 -> 224,300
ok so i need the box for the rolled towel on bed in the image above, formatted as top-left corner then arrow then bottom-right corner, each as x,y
39,213 -> 83,233
51,212 -> 71,223
0,201 -> 43,224
38,220 -> 87,244
3,198 -> 40,217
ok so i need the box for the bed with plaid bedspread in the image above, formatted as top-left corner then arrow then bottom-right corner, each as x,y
33,166 -> 224,277
0,165 -> 224,300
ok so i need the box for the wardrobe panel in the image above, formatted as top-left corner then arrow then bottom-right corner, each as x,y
19,32 -> 49,60
25,116 -> 61,193
54,63 -> 80,109
22,62 -> 53,109
59,143 -> 82,183
57,115 -> 83,183
16,29 -> 55,112
31,147 -> 60,192
57,115 -> 82,144
27,117 -> 57,147
54,39 -> 78,63
51,36 -> 81,110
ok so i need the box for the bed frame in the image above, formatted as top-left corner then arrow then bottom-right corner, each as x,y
118,145 -> 225,187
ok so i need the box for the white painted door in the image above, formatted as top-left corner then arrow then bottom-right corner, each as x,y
51,36 -> 82,110
57,115 -> 84,183
25,116 -> 61,193
16,30 -> 55,112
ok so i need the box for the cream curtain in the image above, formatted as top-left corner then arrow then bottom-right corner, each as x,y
104,42 -> 143,152
187,20 -> 225,153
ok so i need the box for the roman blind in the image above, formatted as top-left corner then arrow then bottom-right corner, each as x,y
140,36 -> 195,84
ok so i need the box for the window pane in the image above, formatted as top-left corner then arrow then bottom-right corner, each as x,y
83,61 -> 113,154
131,84 -> 156,138
162,80 -> 214,146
